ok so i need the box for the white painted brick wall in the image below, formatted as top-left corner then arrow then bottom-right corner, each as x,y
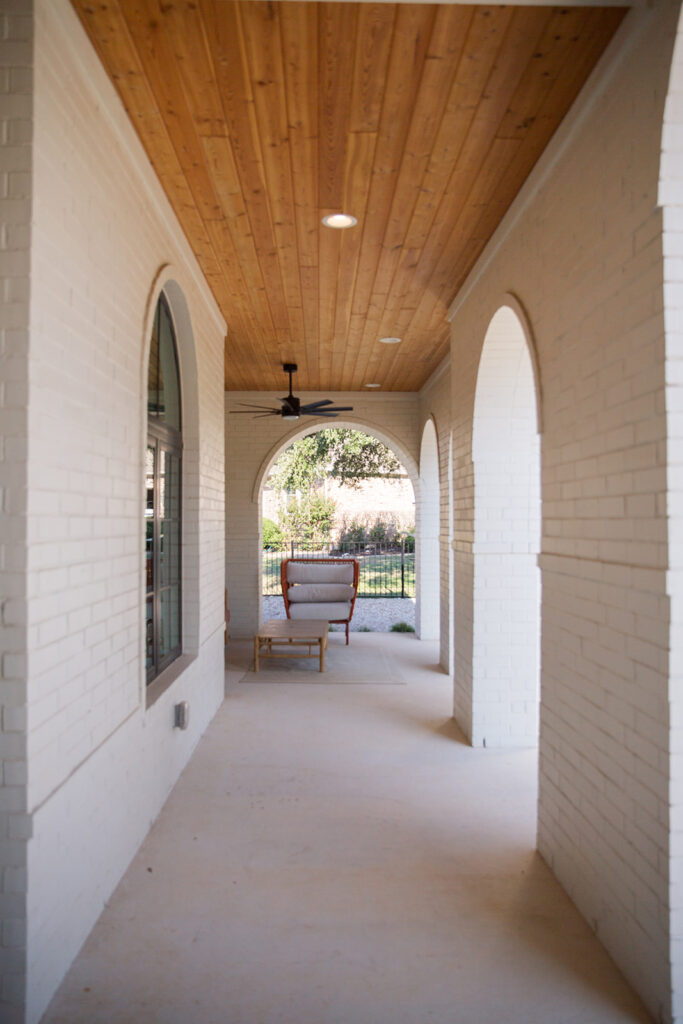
662,8 -> 683,1022
0,3 -> 31,1020
226,398 -> 419,638
447,2 -> 678,1017
21,3 -> 226,1021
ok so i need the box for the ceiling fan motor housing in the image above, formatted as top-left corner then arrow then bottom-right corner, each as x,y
282,395 -> 301,418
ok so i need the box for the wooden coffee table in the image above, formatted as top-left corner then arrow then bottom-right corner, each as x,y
254,618 -> 329,673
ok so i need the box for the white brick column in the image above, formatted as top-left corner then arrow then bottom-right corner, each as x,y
0,3 -> 32,1019
661,7 -> 683,1018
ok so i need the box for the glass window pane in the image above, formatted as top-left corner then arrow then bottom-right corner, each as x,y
145,445 -> 155,593
146,519 -> 154,591
145,596 -> 154,670
147,310 -> 160,417
160,585 -> 180,659
160,519 -> 180,586
148,296 -> 181,429
159,449 -> 180,519
166,452 -> 180,518
158,304 -> 181,430
145,446 -> 155,515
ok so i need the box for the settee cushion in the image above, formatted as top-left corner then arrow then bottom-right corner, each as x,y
286,561 -> 354,585
289,601 -> 351,621
287,583 -> 355,603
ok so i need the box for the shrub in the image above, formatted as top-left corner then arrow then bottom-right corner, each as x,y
368,520 -> 389,543
338,519 -> 367,545
262,517 -> 284,549
390,621 -> 415,633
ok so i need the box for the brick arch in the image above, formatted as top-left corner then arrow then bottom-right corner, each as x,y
252,420 -> 418,628
252,418 -> 419,504
416,417 -> 440,641
470,303 -> 541,747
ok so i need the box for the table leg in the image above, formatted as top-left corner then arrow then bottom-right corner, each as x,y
319,637 -> 325,672
254,635 -> 259,672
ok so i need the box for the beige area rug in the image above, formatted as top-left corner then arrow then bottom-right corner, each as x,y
243,641 -> 406,684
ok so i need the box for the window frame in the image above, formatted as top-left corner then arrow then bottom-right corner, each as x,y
145,293 -> 183,686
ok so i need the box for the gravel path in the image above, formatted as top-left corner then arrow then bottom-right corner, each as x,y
262,595 -> 415,633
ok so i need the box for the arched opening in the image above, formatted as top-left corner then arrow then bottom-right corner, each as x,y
471,303 -> 541,747
416,419 -> 440,642
255,422 -> 418,633
444,431 -> 455,675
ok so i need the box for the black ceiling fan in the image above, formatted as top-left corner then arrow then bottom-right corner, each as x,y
230,363 -> 354,421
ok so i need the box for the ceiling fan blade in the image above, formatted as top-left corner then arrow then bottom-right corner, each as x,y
231,403 -> 278,411
300,399 -> 334,411
302,410 -> 342,418
321,406 -> 354,413
232,402 -> 279,411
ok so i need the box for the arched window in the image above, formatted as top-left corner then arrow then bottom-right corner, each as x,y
145,293 -> 182,683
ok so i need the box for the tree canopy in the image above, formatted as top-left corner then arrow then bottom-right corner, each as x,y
269,429 -> 403,493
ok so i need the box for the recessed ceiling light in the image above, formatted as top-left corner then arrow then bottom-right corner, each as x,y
379,336 -> 401,345
322,213 -> 357,229
363,382 -> 381,389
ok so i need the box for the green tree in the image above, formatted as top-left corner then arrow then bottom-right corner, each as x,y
280,494 -> 336,546
269,429 -> 402,492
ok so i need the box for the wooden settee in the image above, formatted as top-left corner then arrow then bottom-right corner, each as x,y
281,557 -> 360,644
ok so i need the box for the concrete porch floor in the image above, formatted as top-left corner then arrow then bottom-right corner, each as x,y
42,633 -> 651,1024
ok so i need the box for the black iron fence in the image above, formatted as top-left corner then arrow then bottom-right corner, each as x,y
262,539 -> 415,599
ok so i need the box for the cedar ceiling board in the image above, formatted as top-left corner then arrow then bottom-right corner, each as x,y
119,0 -> 224,223
243,5 -> 304,323
318,4 -> 360,212
317,4 -> 359,385
399,5 -> 623,320
70,0 -> 219,271
382,5 -> 518,324
335,131 -> 378,388
336,7 -> 395,386
280,3 -> 320,384
347,4 -> 441,384
348,4 -> 437,328
426,5 -> 627,318
201,1 -> 291,388
496,7 -> 594,139
201,136 -> 275,328
72,1 -> 627,394
367,6 -> 474,302
157,2 -> 228,137
349,4 -> 396,134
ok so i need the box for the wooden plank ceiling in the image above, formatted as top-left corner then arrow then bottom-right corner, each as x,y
72,0 -> 625,392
